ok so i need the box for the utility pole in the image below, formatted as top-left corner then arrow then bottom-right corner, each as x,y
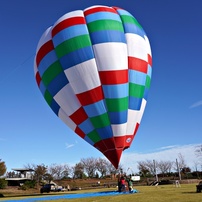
153,159 -> 158,182
176,158 -> 181,180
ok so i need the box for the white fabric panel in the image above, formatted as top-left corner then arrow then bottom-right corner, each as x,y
34,59 -> 37,76
93,43 -> 128,71
138,99 -> 147,122
36,27 -> 52,53
54,83 -> 81,116
112,123 -> 127,137
53,10 -> 84,26
126,110 -> 139,135
64,59 -> 101,94
126,99 -> 147,134
126,33 -> 148,61
144,35 -> 152,57
58,108 -> 77,131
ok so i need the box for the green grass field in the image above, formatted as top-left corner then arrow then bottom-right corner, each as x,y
40,184 -> 201,202
0,184 -> 201,202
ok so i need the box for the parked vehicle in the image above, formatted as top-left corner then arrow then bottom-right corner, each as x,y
196,181 -> 202,193
40,183 -> 63,193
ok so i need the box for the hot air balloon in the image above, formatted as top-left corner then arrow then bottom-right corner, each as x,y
34,5 -> 152,168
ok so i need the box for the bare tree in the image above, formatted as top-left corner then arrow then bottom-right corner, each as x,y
96,158 -> 108,178
158,160 -> 173,177
48,163 -> 64,180
72,162 -> 84,179
174,153 -> 187,171
106,161 -> 118,176
61,164 -> 71,179
145,160 -> 156,175
137,161 -> 150,177
81,157 -> 97,178
195,145 -> 202,159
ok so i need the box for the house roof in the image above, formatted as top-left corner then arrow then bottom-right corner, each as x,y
12,168 -> 34,172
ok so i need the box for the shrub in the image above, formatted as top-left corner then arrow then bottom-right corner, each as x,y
19,180 -> 36,190
0,179 -> 7,189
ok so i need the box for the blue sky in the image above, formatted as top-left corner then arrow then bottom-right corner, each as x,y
0,0 -> 201,173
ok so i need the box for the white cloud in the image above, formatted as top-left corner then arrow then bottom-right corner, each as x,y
65,143 -> 75,149
155,145 -> 179,151
121,144 -> 201,173
189,100 -> 202,109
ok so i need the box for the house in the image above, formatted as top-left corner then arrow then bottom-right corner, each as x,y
5,168 -> 34,186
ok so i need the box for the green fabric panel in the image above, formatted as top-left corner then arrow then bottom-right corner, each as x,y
42,61 -> 63,86
55,34 -> 91,58
145,75 -> 151,88
87,20 -> 124,33
90,113 -> 110,128
120,15 -> 142,29
44,90 -> 52,106
106,97 -> 128,112
87,130 -> 101,143
129,83 -> 145,98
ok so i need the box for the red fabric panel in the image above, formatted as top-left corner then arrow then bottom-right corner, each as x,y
36,40 -> 54,67
148,54 -> 152,67
52,17 -> 86,37
76,86 -> 104,106
128,56 -> 148,73
104,149 -> 122,169
84,6 -> 117,16
75,126 -> 86,139
35,72 -> 41,86
99,70 -> 128,85
69,107 -> 88,125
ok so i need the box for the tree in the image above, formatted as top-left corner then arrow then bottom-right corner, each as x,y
145,160 -> 156,176
96,158 -> 108,178
48,163 -> 71,180
33,164 -> 48,183
158,160 -> 173,177
72,162 -> 85,179
0,159 -> 6,177
195,145 -> 202,162
81,157 -> 97,178
137,161 -> 150,177
174,153 -> 187,172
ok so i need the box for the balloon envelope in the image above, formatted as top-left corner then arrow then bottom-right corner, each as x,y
34,5 -> 152,168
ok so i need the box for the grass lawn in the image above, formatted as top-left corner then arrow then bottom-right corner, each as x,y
0,184 -> 201,202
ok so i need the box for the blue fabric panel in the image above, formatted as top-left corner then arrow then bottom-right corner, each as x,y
144,88 -> 149,100
129,97 -> 142,110
39,81 -> 46,96
90,30 -> 126,44
84,100 -> 107,117
78,118 -> 94,134
108,110 -> 127,124
59,46 -> 94,70
84,135 -> 94,146
129,70 -> 146,85
52,25 -> 89,47
47,73 -> 68,96
96,125 -> 113,139
38,50 -> 57,76
102,83 -> 128,99
85,11 -> 121,23
123,23 -> 145,37
147,65 -> 152,77
115,9 -> 133,17
50,99 -> 60,115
